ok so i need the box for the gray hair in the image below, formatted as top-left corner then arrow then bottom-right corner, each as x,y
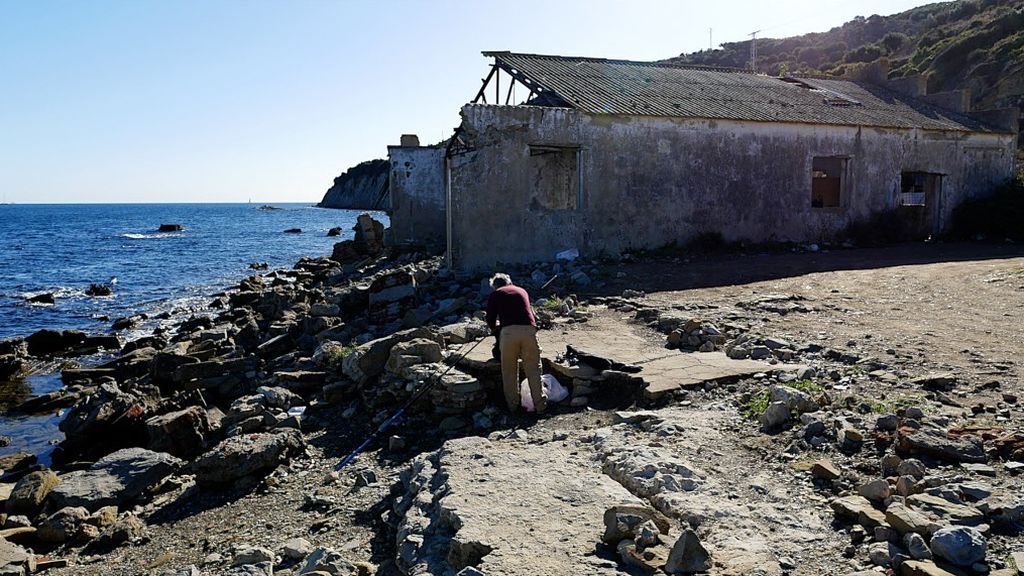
490,273 -> 512,288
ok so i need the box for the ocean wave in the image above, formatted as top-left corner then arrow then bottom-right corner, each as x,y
121,233 -> 175,240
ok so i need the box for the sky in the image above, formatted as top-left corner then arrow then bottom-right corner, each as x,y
0,0 -> 938,204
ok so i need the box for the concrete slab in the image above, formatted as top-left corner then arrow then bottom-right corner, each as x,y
455,319 -> 796,401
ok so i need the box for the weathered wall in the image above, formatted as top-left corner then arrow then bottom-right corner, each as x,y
318,159 -> 390,210
387,146 -> 446,248
449,104 -> 1017,270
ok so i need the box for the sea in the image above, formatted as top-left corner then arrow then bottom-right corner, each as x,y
0,203 -> 386,463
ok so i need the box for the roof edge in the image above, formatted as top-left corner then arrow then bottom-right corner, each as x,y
482,50 -> 754,75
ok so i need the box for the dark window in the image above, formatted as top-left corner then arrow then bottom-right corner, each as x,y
811,157 -> 845,208
899,172 -> 939,206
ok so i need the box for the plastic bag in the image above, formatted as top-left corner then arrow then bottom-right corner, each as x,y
520,374 -> 569,412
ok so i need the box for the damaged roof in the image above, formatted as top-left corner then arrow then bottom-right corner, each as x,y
484,51 -> 999,133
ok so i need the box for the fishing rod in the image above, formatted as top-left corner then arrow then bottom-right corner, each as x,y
335,335 -> 487,471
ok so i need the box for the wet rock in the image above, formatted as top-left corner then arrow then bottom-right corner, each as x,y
929,526 -> 985,567
664,529 -> 711,574
85,283 -> 113,297
146,406 -> 211,459
5,469 -> 59,515
27,292 -> 56,305
191,430 -> 305,485
158,224 -> 184,232
896,428 -> 986,463
49,448 -> 183,511
25,329 -> 86,356
327,227 -> 342,237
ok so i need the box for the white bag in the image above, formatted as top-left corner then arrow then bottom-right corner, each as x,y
520,374 -> 569,412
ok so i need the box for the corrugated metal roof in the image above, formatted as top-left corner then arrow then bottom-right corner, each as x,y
484,52 -> 999,133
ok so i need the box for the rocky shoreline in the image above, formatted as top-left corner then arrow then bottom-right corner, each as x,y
1,224 -> 1023,576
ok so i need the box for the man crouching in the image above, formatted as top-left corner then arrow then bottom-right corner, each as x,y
485,273 -> 547,414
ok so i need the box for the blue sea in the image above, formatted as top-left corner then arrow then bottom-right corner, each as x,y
0,203 -> 385,461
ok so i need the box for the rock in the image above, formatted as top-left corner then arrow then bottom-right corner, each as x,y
25,329 -> 86,356
232,546 -> 275,566
859,479 -> 892,502
769,385 -> 818,414
27,292 -> 55,305
900,560 -> 958,576
905,532 -> 932,560
191,430 -> 305,485
811,459 -> 842,481
929,526 -> 985,567
146,406 -> 211,459
295,546 -> 356,575
601,504 -> 671,545
89,505 -> 118,528
222,563 -> 273,576
49,448 -> 183,511
749,346 -> 772,360
284,228 -> 303,234
385,338 -> 443,374
158,224 -> 184,232
896,428 -> 986,463
868,541 -> 892,566
885,503 -> 934,536
327,227 -> 342,237
282,537 -> 313,560
367,269 -> 417,324
664,529 -> 711,574
907,494 -> 985,525
85,283 -> 113,297
6,469 -> 59,515
341,327 -> 442,384
910,373 -> 957,392
897,458 -> 928,479
759,401 -> 790,431
876,414 -> 900,431
37,506 -> 90,543
881,453 -> 903,476
94,513 -> 149,548
831,495 -> 876,521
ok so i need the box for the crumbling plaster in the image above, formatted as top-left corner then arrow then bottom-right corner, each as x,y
448,104 -> 1016,270
388,145 -> 447,249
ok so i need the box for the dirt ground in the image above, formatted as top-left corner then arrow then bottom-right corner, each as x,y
47,242 -> 1024,575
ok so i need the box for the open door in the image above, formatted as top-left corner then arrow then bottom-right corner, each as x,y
898,172 -> 942,238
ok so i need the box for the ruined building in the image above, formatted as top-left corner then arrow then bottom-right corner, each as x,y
388,52 -> 1019,270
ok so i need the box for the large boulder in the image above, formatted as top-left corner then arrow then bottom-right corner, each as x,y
385,338 -> 443,375
25,329 -> 87,356
929,526 -> 986,567
342,327 -> 443,384
896,428 -> 987,463
37,506 -> 91,543
49,448 -> 183,511
58,381 -> 164,460
6,469 -> 60,515
191,430 -> 305,486
146,406 -> 211,459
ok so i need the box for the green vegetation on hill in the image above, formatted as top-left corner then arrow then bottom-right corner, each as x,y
666,0 -> 1024,122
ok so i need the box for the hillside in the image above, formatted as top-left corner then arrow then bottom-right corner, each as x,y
318,158 -> 390,210
666,0 -> 1024,132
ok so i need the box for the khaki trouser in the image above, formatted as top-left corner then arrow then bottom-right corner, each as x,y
499,325 -> 546,413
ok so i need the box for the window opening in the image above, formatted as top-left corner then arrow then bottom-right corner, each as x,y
811,157 -> 845,208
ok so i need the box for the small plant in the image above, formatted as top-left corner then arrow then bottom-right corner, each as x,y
321,344 -> 356,371
744,379 -> 823,417
866,391 -> 926,414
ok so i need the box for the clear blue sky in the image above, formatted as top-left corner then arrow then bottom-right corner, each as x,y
0,0 -> 935,204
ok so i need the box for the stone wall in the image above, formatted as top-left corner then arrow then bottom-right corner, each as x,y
387,146 -> 446,249
448,104 -> 1018,270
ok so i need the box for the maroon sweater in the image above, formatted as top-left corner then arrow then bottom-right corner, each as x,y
486,285 -> 537,331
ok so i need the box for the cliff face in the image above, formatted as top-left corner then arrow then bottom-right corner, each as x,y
318,159 -> 390,210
